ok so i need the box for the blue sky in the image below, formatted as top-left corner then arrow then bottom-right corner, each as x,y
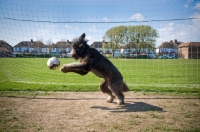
0,0 -> 200,46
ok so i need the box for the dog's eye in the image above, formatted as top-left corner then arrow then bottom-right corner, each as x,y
79,44 -> 85,49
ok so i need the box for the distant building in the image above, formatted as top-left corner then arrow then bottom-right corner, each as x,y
13,40 -> 46,54
46,40 -> 71,55
90,41 -> 113,53
13,40 -> 72,55
122,42 -> 155,54
156,39 -> 181,56
90,41 -> 155,55
178,42 -> 200,59
90,42 -> 102,49
0,40 -> 13,57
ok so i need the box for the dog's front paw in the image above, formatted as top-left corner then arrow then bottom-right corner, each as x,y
60,66 -> 68,73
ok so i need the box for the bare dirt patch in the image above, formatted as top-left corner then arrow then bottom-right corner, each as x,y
0,92 -> 200,132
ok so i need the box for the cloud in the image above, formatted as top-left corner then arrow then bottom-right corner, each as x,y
64,25 -> 71,29
185,0 -> 200,10
157,22 -> 174,33
89,26 -> 97,32
85,36 -> 94,41
102,17 -> 110,22
191,12 -> 200,24
156,23 -> 175,46
37,29 -> 49,34
130,13 -> 144,21
156,12 -> 200,46
185,0 -> 193,8
64,25 -> 79,31
194,2 -> 200,10
46,24 -> 57,28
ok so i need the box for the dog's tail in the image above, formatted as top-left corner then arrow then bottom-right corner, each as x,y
121,81 -> 129,92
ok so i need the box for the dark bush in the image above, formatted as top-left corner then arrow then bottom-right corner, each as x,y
134,54 -> 150,59
15,54 -> 52,58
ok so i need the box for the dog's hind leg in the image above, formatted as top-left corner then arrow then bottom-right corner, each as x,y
100,80 -> 115,103
108,81 -> 125,105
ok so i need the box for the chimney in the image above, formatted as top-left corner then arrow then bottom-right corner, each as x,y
174,39 -> 177,44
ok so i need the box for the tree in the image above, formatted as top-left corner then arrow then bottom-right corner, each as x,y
37,38 -> 44,43
127,25 -> 158,54
103,26 -> 127,53
45,38 -> 53,45
103,25 -> 158,54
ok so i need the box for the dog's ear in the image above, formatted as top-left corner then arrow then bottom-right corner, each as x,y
79,33 -> 85,41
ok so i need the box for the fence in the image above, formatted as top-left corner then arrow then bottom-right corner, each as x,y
0,0 -> 199,91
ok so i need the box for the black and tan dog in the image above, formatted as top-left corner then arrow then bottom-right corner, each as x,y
60,33 -> 129,105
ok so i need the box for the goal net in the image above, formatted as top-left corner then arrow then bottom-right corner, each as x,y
0,0 -> 199,92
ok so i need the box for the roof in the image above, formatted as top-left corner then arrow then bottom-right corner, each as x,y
178,42 -> 200,48
14,41 -> 45,48
46,41 -> 71,48
157,42 -> 179,48
0,47 -> 12,52
0,40 -> 12,48
55,41 -> 71,48
90,42 -> 103,48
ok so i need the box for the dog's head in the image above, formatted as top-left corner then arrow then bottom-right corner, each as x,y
70,33 -> 89,60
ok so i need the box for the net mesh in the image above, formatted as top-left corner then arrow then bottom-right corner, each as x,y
0,0 -> 199,91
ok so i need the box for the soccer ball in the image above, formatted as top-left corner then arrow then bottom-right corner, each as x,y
47,57 -> 60,70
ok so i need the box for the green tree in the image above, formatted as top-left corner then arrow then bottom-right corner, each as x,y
103,25 -> 158,54
103,26 -> 127,53
127,25 -> 158,54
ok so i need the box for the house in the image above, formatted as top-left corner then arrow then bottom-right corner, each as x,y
90,41 -> 103,51
0,40 -> 13,57
90,41 -> 156,55
156,39 -> 181,56
13,40 -> 72,55
91,41 -> 128,54
178,42 -> 200,59
13,40 -> 46,54
121,42 -> 155,54
46,40 -> 71,55
90,41 -> 113,54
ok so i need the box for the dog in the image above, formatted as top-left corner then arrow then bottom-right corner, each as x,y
60,33 -> 129,105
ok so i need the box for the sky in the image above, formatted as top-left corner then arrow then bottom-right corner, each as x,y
0,0 -> 200,47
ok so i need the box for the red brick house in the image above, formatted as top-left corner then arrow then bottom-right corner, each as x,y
178,42 -> 200,59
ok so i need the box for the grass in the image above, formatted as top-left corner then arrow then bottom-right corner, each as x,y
0,58 -> 199,94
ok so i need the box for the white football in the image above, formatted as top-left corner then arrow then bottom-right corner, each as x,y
47,57 -> 60,70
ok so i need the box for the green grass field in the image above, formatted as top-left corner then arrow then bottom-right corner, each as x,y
0,58 -> 200,94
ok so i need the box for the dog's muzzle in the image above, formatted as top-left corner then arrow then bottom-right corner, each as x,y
70,50 -> 79,60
